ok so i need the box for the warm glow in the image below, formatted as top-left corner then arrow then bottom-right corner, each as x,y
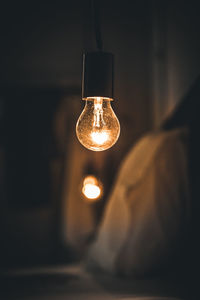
91,131 -> 108,145
76,97 -> 120,151
82,175 -> 102,201
83,183 -> 101,199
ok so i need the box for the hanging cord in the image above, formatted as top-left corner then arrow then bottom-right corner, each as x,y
91,0 -> 103,51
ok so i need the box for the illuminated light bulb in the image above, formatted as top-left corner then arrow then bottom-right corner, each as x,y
82,175 -> 102,201
76,97 -> 120,151
76,51 -> 120,151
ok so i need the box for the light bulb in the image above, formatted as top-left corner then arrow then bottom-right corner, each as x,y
82,175 -> 102,201
76,97 -> 120,151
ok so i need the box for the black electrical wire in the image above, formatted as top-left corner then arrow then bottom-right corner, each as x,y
91,0 -> 103,51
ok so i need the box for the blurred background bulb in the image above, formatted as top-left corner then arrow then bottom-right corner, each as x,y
76,97 -> 120,151
82,175 -> 102,201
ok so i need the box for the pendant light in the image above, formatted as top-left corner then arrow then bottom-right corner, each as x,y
76,0 -> 120,151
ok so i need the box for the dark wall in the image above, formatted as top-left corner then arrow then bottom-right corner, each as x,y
0,1 -> 83,86
152,0 -> 200,125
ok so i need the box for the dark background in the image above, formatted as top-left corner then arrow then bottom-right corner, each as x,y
0,0 -> 200,270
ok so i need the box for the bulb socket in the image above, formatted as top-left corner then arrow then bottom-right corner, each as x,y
82,51 -> 114,100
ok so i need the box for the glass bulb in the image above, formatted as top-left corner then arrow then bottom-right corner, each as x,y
76,97 -> 120,151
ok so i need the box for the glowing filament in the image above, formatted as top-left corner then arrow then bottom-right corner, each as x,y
93,97 -> 105,128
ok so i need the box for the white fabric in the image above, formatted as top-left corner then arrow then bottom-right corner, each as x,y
87,128 -> 190,275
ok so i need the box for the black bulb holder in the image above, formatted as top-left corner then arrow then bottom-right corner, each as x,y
82,51 -> 114,100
